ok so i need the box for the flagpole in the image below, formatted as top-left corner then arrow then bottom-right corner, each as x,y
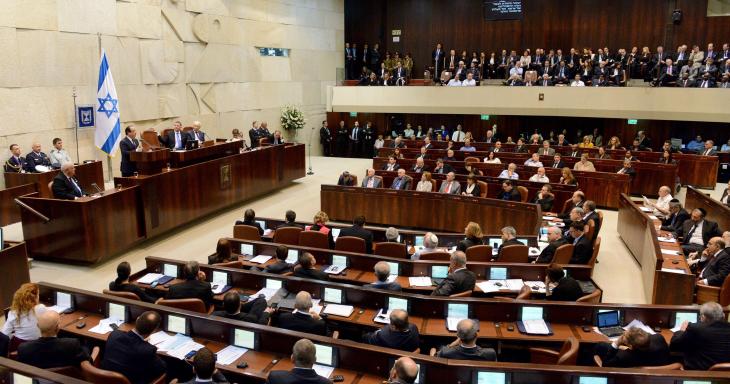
72,86 -> 80,164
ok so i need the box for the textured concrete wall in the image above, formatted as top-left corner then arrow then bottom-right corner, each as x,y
0,0 -> 343,184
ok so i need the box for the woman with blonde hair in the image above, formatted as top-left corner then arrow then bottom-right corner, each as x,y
607,136 -> 623,150
579,136 -> 594,148
560,167 -> 578,186
457,222 -> 484,252
1,283 -> 46,350
416,171 -> 433,192
305,211 -> 335,248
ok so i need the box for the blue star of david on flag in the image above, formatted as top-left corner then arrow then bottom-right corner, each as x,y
97,93 -> 119,118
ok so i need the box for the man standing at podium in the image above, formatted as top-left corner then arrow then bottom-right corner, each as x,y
188,121 -> 206,142
4,144 -> 27,173
25,143 -> 51,172
120,125 -> 140,177
52,163 -> 85,200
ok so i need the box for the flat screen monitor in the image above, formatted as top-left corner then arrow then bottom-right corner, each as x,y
212,271 -> 229,286
387,296 -> 409,312
265,279 -> 283,290
323,287 -> 344,304
162,263 -> 179,278
489,267 -> 508,280
107,302 -> 127,322
473,371 -> 509,384
166,314 -> 189,335
386,261 -> 400,276
286,249 -> 299,264
431,265 -> 449,279
414,235 -> 424,247
672,311 -> 698,328
240,244 -> 254,256
231,328 -> 258,350
55,291 -> 73,311
314,343 -> 337,367
519,306 -> 544,321
331,255 -> 348,268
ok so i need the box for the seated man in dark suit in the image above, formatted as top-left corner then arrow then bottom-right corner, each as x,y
695,236 -> 730,287
18,310 -> 90,369
276,210 -> 302,230
495,226 -> 523,260
212,291 -> 272,324
535,227 -> 567,264
108,261 -> 157,303
188,120 -> 206,142
670,301 -> 730,370
51,162 -> 86,200
181,348 -> 228,384
340,215 -> 374,253
545,264 -> 583,301
158,121 -> 188,150
436,319 -> 496,361
101,311 -> 167,384
660,199 -> 690,232
390,169 -> 411,190
673,208 -> 722,255
616,159 -> 636,177
594,327 -> 671,367
431,251 -> 476,296
266,338 -> 331,384
4,144 -> 28,173
386,357 -> 419,384
363,309 -> 420,352
569,222 -> 593,264
293,252 -> 329,281
364,261 -> 402,291
264,245 -> 294,274
381,155 -> 399,172
24,143 -> 52,172
276,291 -> 327,336
0,332 -> 7,359
432,158 -> 454,175
235,208 -> 264,235
496,180 -> 521,201
165,261 -> 214,308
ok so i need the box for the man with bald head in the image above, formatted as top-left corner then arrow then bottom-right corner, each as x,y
24,142 -> 51,172
51,162 -> 85,200
361,168 -> 382,188
188,120 -> 206,142
647,185 -> 673,217
535,226 -> 567,264
363,309 -> 420,351
390,169 -> 411,190
439,171 -> 461,194
431,251 -> 476,296
267,338 -> 331,384
364,261 -> 402,291
101,311 -> 167,384
387,356 -> 419,384
436,319 -> 496,361
18,310 -> 89,368
277,291 -> 327,336
692,236 -> 730,287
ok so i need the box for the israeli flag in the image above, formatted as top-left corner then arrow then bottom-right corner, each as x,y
94,49 -> 121,156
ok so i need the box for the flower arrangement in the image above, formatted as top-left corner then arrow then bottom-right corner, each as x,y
280,105 -> 305,133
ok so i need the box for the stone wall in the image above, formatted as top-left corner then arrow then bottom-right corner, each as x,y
0,0 -> 343,185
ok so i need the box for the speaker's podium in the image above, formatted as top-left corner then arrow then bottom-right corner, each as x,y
4,160 -> 105,198
16,186 -> 144,264
129,149 -> 169,176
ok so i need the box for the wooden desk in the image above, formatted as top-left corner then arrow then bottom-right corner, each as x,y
4,161 -> 104,199
168,141 -> 243,168
17,187 -> 145,264
38,282 -> 730,383
117,144 -> 305,238
674,153 -> 718,188
0,183 -> 37,225
0,357 -> 92,384
617,194 -> 694,305
685,185 -> 730,231
129,148 -> 169,175
321,185 -> 542,235
0,242 -> 30,310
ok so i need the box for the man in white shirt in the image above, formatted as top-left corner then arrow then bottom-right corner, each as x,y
447,75 -> 462,87
524,153 -> 543,167
509,62 -> 524,78
529,167 -> 550,183
646,186 -> 673,217
403,124 -> 414,139
451,125 -> 465,142
498,163 -> 519,180
570,74 -> 585,87
461,72 -> 476,86
49,138 -> 72,168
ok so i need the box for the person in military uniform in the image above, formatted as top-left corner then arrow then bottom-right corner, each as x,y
4,144 -> 28,173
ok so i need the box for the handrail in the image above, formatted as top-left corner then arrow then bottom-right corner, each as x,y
14,198 -> 50,223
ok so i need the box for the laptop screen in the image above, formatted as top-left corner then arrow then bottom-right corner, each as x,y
212,271 -> 228,286
520,306 -> 544,321
431,265 -> 449,279
240,244 -> 254,256
388,296 -> 408,311
314,344 -> 334,366
674,312 -> 698,326
265,279 -> 282,289
447,303 -> 469,319
578,377 -> 608,384
324,287 -> 343,304
163,263 -> 178,277
331,255 -> 348,268
256,220 -> 266,230
597,310 -> 620,327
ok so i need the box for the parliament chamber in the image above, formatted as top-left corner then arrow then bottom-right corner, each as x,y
3,1 -> 730,384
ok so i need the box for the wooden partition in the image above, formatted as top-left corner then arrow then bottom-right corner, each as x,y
321,185 -> 542,235
617,194 -> 694,305
685,185 -> 730,231
0,242 -> 29,310
0,357 -> 91,384
0,183 -> 37,225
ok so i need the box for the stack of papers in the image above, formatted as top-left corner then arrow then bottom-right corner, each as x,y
661,249 -> 680,256
476,279 -> 525,293
215,345 -> 248,365
408,276 -> 432,287
639,206 -> 653,212
523,319 -> 550,335
46,305 -> 71,313
524,281 -> 547,293
624,319 -> 655,335
447,317 -> 467,331
249,255 -> 272,264
322,304 -> 354,317
542,216 -> 556,220
374,309 -> 391,324
157,334 -> 204,360
249,287 -> 279,302
323,265 -> 347,274
148,331 -> 173,346
386,275 -> 398,283
313,364 -> 334,378
648,215 -> 659,220
88,318 -> 124,334
661,267 -> 686,274
138,273 -> 163,284
263,229 -> 274,236
547,222 -> 565,227
657,236 -> 675,243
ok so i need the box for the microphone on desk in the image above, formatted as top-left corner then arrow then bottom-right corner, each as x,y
90,183 -> 104,196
